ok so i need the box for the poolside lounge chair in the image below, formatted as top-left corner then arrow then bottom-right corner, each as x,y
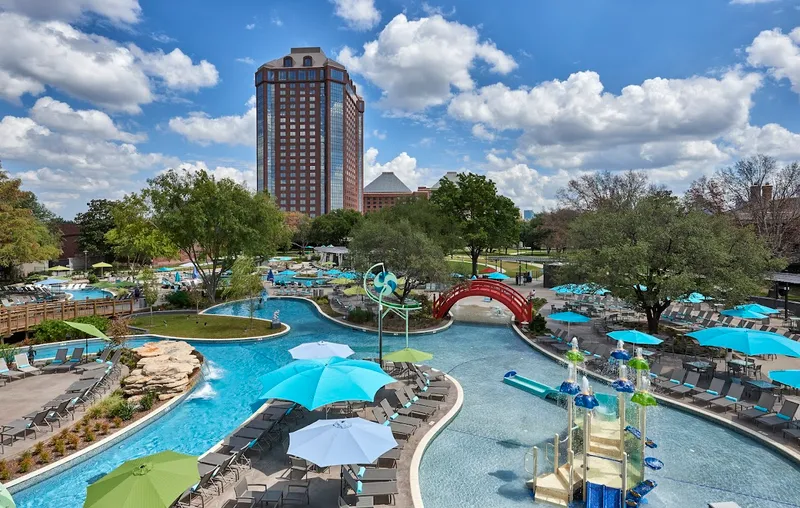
378,399 -> 422,427
755,401 -> 798,430
401,386 -> 440,409
371,407 -> 415,439
174,468 -> 217,507
736,393 -> 776,421
691,378 -> 726,405
708,384 -> 745,411
339,495 -> 375,508
231,478 -> 281,508
346,464 -> 397,482
0,358 -> 24,381
1,410 -> 50,443
42,348 -> 69,373
56,347 -> 84,372
668,372 -> 701,397
654,369 -> 686,391
393,390 -> 437,417
13,353 -> 41,376
414,378 -> 448,400
342,467 -> 397,505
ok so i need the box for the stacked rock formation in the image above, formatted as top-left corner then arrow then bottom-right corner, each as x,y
123,340 -> 201,401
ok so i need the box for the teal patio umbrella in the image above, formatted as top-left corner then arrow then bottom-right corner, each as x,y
260,357 -> 396,410
607,330 -> 663,346
0,483 -> 14,508
687,327 -> 800,357
736,303 -> 780,315
768,370 -> 800,389
720,308 -> 768,320
487,272 -> 510,281
548,311 -> 591,337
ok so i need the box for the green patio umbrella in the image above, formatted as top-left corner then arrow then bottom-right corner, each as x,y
343,286 -> 368,296
0,482 -> 14,508
66,321 -> 109,362
84,451 -> 199,508
383,348 -> 433,363
92,262 -> 113,276
48,265 -> 71,272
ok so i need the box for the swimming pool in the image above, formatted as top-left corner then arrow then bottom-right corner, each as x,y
66,288 -> 114,301
11,299 -> 800,507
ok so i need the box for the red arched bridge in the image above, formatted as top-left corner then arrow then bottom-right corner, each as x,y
433,279 -> 533,323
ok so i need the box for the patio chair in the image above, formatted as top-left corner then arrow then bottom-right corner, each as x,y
668,372 -> 701,397
283,479 -> 310,506
414,379 -> 448,400
393,390 -> 437,417
0,358 -> 24,381
654,369 -> 686,391
402,386 -> 440,409
342,467 -> 397,505
755,401 -> 799,430
339,495 -> 375,508
174,468 -> 216,508
232,478 -> 281,507
782,424 -> 800,444
13,353 -> 41,376
54,347 -> 84,372
346,464 -> 397,482
691,378 -> 726,405
379,399 -> 422,427
24,399 -> 72,428
371,407 -> 415,439
42,348 -> 69,373
1,410 -> 50,443
736,393 -> 776,421
708,384 -> 745,411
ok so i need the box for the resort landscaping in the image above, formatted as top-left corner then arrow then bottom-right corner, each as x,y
128,313 -> 286,339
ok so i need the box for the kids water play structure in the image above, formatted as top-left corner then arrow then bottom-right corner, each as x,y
507,339 -> 662,507
432,279 -> 533,323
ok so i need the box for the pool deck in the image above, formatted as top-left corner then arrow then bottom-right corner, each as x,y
205,377 -> 457,508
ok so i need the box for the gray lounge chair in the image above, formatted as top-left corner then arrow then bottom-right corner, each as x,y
56,347 -> 84,372
782,425 -> 800,444
402,386 -> 439,409
232,478 -> 280,507
668,372 -> 701,397
414,379 -> 447,400
1,410 -> 50,444
737,393 -> 776,421
0,358 -> 23,381
394,390 -> 437,417
378,400 -> 421,427
370,407 -> 415,438
755,401 -> 798,430
342,467 -> 397,504
13,354 -> 41,376
42,349 -> 69,372
654,369 -> 686,390
339,495 -> 375,508
691,378 -> 726,405
346,464 -> 397,482
708,384 -> 745,411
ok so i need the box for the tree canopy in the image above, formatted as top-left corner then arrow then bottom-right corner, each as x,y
283,211 -> 312,251
105,195 -> 177,276
372,195 -> 461,254
223,256 -> 264,326
0,168 -> 61,280
349,217 -> 448,303
556,170 -> 659,212
308,208 -> 363,246
431,173 -> 520,276
75,199 -> 118,259
142,169 -> 285,301
563,193 -> 784,332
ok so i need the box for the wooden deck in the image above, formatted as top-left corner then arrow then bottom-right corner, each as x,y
1,299 -> 135,335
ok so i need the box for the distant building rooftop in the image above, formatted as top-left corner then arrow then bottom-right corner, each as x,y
314,246 -> 349,255
431,171 -> 460,190
259,47 -> 346,70
364,172 -> 412,194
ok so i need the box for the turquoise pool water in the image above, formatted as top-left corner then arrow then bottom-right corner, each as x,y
11,299 -> 800,508
66,288 -> 113,301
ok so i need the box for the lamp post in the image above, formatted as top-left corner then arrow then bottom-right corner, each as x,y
84,250 -> 88,276
783,284 -> 791,322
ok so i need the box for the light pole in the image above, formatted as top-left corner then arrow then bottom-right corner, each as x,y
783,284 -> 791,322
84,250 -> 88,276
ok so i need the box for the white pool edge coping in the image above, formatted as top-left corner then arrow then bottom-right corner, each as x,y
409,374 -> 464,508
510,323 -> 800,466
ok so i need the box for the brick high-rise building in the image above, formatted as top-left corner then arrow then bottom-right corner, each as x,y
255,47 -> 364,216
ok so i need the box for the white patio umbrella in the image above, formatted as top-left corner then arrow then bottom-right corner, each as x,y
289,341 -> 354,360
288,418 -> 397,467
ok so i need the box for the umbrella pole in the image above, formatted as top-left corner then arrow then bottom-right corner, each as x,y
378,302 -> 384,369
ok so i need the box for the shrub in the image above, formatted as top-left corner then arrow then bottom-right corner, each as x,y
87,273 -> 99,284
17,456 -> 32,474
139,390 -> 157,411
53,439 -> 66,456
112,416 -> 123,428
529,313 -> 548,336
66,433 -> 80,449
86,404 -> 104,419
0,344 -> 18,365
108,399 -> 135,421
529,297 -> 548,312
0,460 -> 9,481
166,291 -> 192,308
120,349 -> 140,372
100,422 -> 110,435
33,442 -> 45,456
347,307 -> 373,324
93,421 -> 103,432
32,316 -> 109,343
38,449 -> 51,464
84,429 -> 96,443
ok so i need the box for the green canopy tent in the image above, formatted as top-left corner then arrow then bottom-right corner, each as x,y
92,262 -> 113,277
65,321 -> 109,362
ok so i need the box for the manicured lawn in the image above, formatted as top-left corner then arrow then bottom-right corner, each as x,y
129,313 -> 284,338
447,258 -> 542,278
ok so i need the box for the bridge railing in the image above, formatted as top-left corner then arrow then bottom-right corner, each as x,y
0,299 -> 135,336
434,279 -> 532,322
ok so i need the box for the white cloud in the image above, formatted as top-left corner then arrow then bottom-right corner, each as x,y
338,14 -> 517,111
371,129 -> 387,140
131,47 -> 219,92
150,33 -> 176,44
246,23 -> 256,30
724,123 -> 800,160
236,57 -> 255,65
0,0 -> 142,24
471,123 -> 495,141
169,96 -> 256,146
271,16 -> 283,27
0,68 -> 45,103
172,161 -> 255,189
421,3 -> 456,17
30,96 -> 145,143
483,153 -> 566,211
364,147 -> 428,189
746,27 -> 800,94
331,0 -> 380,30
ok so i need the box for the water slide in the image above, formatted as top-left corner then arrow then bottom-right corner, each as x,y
503,371 -> 561,400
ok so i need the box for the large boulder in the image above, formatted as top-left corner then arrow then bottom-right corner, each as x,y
123,340 -> 201,401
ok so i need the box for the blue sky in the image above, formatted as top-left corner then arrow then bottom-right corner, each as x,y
1,0 -> 799,218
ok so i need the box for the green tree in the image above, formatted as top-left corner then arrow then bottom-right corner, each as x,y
520,216 -> 549,252
431,173 -> 520,276
539,208 -> 580,254
284,211 -> 313,251
556,170 -> 659,212
374,196 -> 461,254
309,209 -> 363,246
75,199 -> 117,259
349,217 -> 448,303
0,168 -> 61,280
143,169 -> 284,302
105,195 -> 177,278
223,256 -> 264,327
139,266 -> 160,324
563,193 -> 784,333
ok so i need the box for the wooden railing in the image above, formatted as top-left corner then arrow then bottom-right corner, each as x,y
0,299 -> 135,335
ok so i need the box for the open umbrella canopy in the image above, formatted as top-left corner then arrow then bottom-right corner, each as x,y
65,321 -> 109,340
383,348 -> 433,363
288,418 -> 397,467
84,451 -> 199,508
720,308 -> 768,320
486,272 -> 510,280
343,286 -> 369,296
0,483 -> 14,508
768,370 -> 800,389
156,267 -> 173,272
479,267 -> 496,274
260,357 -> 396,410
607,330 -> 663,346
281,270 -> 297,276
548,311 -> 591,324
289,341 -> 354,360
48,265 -> 71,272
92,262 -> 113,269
678,292 -> 707,304
325,269 -> 342,276
687,327 -> 800,357
736,303 -> 780,315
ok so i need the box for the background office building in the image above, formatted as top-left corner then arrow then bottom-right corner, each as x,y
255,47 -> 364,216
